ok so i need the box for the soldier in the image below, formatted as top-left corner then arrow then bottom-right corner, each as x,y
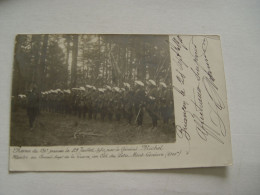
106,86 -> 114,121
92,87 -> 99,120
85,85 -> 93,118
60,91 -> 66,114
57,89 -> 63,114
87,86 -> 94,120
54,90 -> 59,113
77,87 -> 86,118
63,90 -> 71,115
39,92 -> 44,112
41,92 -> 47,112
123,83 -> 134,125
26,87 -> 39,129
71,88 -> 77,116
113,87 -> 123,122
101,86 -> 110,121
48,91 -> 52,112
99,88 -> 107,121
146,79 -> 159,130
159,82 -> 172,124
67,90 -> 73,115
82,90 -> 88,119
134,80 -> 145,128
165,84 -> 174,124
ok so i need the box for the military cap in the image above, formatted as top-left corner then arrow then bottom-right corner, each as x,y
135,80 -> 144,87
123,82 -> 131,89
159,82 -> 167,88
148,79 -> 156,86
79,86 -> 85,91
105,85 -> 112,90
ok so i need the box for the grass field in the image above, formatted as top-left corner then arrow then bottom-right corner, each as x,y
10,108 -> 176,146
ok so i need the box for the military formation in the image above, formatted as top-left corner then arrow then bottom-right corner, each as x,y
16,80 -> 174,130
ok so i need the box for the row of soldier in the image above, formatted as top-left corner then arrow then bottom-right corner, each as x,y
16,80 -> 174,130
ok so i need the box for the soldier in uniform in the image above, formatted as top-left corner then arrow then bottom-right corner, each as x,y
50,91 -> 55,113
39,92 -> 44,112
92,87 -> 99,120
125,88 -> 134,125
101,86 -> 110,121
57,90 -> 63,114
67,90 -> 73,115
82,90 -> 88,119
159,82 -> 172,124
42,92 -> 47,112
164,85 -> 174,124
146,80 -> 159,130
63,90 -> 71,115
53,91 -> 59,113
114,87 -> 123,122
122,83 -> 134,125
87,86 -> 94,120
106,86 -> 114,121
134,81 -> 145,128
26,87 -> 39,129
60,91 -> 66,114
71,89 -> 77,116
99,88 -> 107,121
77,88 -> 86,118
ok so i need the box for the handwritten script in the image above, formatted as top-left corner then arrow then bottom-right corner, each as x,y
169,35 -> 228,154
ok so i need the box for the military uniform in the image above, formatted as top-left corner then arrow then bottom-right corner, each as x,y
92,91 -> 99,120
146,86 -> 159,128
124,89 -> 134,124
77,94 -> 85,118
134,85 -> 145,126
159,87 -> 173,124
99,92 -> 106,121
106,91 -> 114,121
114,92 -> 123,122
27,90 -> 39,128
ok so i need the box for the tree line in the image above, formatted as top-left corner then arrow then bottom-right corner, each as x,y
12,34 -> 172,95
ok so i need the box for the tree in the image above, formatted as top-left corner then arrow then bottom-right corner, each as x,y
45,40 -> 67,89
71,34 -> 78,87
38,34 -> 49,91
12,34 -> 172,94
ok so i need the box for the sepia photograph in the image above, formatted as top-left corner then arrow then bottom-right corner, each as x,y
10,34 -> 176,146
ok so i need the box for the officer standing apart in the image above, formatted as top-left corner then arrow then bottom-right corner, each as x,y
27,87 -> 39,130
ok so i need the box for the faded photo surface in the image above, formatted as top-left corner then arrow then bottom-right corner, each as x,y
10,34 -> 176,147
9,35 -> 232,171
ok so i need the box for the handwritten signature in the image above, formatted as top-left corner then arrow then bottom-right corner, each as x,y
202,76 -> 225,110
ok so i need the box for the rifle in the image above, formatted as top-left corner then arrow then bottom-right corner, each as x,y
135,106 -> 142,124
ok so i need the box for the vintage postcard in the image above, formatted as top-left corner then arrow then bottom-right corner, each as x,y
9,34 -> 232,171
